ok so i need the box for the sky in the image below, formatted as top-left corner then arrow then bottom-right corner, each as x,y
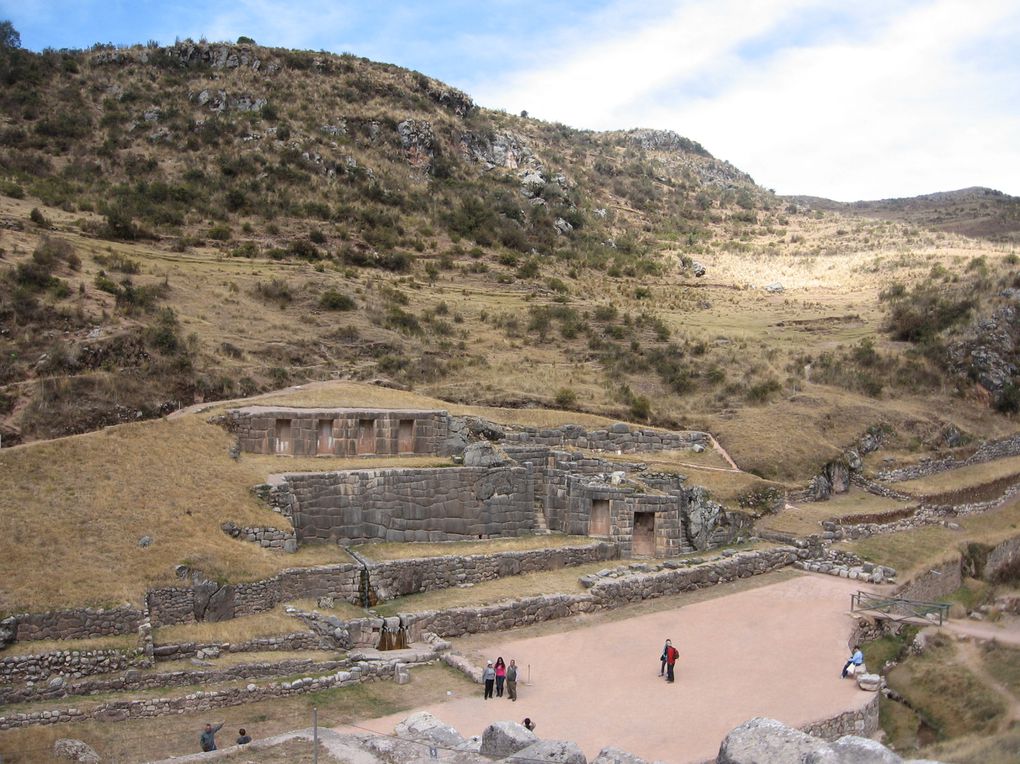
2,0 -> 1018,201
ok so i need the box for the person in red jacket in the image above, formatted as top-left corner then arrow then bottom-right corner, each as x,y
664,639 -> 679,683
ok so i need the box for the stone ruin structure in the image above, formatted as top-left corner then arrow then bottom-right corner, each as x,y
229,407 -> 748,557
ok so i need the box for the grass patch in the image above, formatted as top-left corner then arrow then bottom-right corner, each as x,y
886,636 -> 1006,740
892,455 -> 1020,495
153,607 -> 307,645
922,728 -> 1020,764
286,599 -> 368,620
0,416 -> 315,614
878,695 -> 924,753
979,641 -> 1020,696
0,663 -> 473,763
760,488 -> 912,535
862,625 -> 918,674
354,533 -> 597,561
839,494 -> 1020,577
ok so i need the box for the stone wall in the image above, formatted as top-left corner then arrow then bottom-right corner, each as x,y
1,646 -> 147,684
396,547 -> 801,640
801,692 -> 880,741
227,406 -> 450,457
875,433 -> 1020,483
894,558 -> 963,603
365,542 -> 619,600
1,656 -> 343,706
503,422 -> 708,453
0,655 -> 421,731
12,606 -> 142,642
284,466 -> 536,544
151,632 -> 325,661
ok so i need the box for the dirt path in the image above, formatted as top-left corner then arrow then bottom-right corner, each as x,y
707,432 -> 741,471
344,574 -> 872,764
945,618 -> 1020,647
954,639 -> 1020,728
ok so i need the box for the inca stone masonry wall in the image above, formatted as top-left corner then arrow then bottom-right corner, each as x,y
284,465 -> 536,544
1,646 -> 147,684
801,692 -> 880,741
12,606 -> 142,642
502,422 -> 708,453
228,407 -> 449,457
876,433 -> 1020,483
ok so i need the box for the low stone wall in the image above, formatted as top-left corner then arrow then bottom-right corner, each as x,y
365,542 -> 619,600
894,558 -> 963,602
875,433 -> 1020,483
802,692 -> 880,741
151,631 -> 325,661
986,534 -> 1020,582
11,607 -> 142,642
0,656 -> 417,731
0,657 -> 346,706
397,547 -> 801,641
503,422 -> 708,453
0,646 -> 147,684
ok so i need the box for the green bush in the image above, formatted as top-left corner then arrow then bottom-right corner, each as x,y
319,290 -> 355,311
554,388 -> 577,407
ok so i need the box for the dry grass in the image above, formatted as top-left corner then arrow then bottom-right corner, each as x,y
152,607 -> 308,645
892,455 -> 1020,495
840,495 -> 1020,576
354,533 -> 597,561
759,489 -> 912,535
0,663 -> 474,764
0,634 -> 138,658
0,416 -> 308,614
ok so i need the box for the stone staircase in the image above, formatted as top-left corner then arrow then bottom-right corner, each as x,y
532,506 -> 551,535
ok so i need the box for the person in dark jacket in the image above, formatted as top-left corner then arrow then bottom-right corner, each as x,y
236,728 -> 252,745
200,722 -> 224,752
482,660 -> 495,699
664,640 -> 679,683
506,658 -> 519,701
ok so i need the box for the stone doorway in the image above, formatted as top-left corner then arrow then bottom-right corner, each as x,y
398,419 -> 415,453
317,419 -> 333,455
274,419 -> 292,455
589,499 -> 611,537
357,419 -> 376,454
632,512 -> 655,556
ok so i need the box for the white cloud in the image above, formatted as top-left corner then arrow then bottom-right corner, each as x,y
476,0 -> 1020,200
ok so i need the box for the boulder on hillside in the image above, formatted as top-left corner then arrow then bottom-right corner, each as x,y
591,746 -> 654,764
507,740 -> 587,763
718,717 -> 828,764
479,721 -> 537,757
394,712 -> 465,748
805,735 -> 902,763
463,440 -> 513,468
53,739 -> 100,763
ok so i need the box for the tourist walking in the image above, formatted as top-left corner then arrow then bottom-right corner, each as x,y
842,645 -> 864,678
483,660 -> 496,699
495,657 -> 507,697
659,639 -> 671,676
506,658 -> 518,701
199,722 -> 224,752
664,639 -> 679,683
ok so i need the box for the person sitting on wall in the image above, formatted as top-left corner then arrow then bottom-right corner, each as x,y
237,728 -> 252,745
842,645 -> 864,678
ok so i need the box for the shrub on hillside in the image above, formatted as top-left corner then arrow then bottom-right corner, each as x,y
319,290 -> 355,311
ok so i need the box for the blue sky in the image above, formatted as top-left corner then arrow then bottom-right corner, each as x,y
3,0 -> 1018,201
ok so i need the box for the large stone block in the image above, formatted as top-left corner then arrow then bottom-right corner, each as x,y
480,721 -> 537,757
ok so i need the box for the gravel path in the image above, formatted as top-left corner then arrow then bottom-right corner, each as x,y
348,573 -> 873,763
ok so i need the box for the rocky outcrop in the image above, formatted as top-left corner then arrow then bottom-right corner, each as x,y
460,130 -> 539,172
397,120 -> 435,172
685,487 -> 723,550
480,721 -> 538,757
507,740 -> 587,763
947,304 -> 1020,404
53,738 -> 100,763
717,717 -> 939,764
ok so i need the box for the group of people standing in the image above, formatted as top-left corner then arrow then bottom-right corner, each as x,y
482,657 -> 519,700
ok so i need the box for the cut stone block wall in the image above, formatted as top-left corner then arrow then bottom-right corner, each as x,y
228,406 -> 450,457
284,465 -> 536,544
502,422 -> 709,453
13,607 -> 142,642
